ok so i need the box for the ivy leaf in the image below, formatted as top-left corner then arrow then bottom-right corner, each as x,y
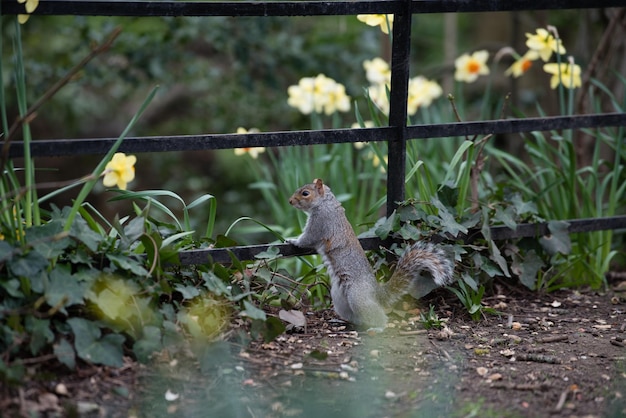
25,221 -> 72,259
516,250 -> 544,290
540,221 -> 571,255
69,216 -> 104,252
8,250 -> 49,279
175,284 -> 200,300
46,264 -> 88,313
0,240 -> 14,263
255,246 -> 280,260
68,318 -> 124,367
398,223 -> 422,240
133,326 -> 162,363
106,253 -> 149,276
488,240 -> 510,278
27,318 -> 54,356
430,197 -> 467,237
493,206 -> 517,230
437,184 -> 459,208
250,317 -> 285,343
375,212 -> 399,239
123,216 -> 145,243
510,193 -> 538,216
53,338 -> 76,370
241,300 -> 266,321
397,204 -> 425,222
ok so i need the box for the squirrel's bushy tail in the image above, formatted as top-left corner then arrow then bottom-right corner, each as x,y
378,241 -> 455,307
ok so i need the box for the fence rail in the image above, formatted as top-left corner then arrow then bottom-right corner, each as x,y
3,0 -> 626,264
7,113 -> 626,157
4,0 -> 626,16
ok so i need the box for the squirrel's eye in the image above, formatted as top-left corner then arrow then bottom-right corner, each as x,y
301,191 -> 310,197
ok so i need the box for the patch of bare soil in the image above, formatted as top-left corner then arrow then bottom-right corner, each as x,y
3,285 -> 626,417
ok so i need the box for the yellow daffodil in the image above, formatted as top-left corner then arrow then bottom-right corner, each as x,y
363,58 -> 391,85
357,14 -> 394,34
366,82 -> 390,116
234,127 -> 265,158
454,50 -> 490,83
543,61 -> 582,89
17,0 -> 39,24
369,151 -> 388,172
525,28 -> 566,62
407,76 -> 442,115
505,50 -> 540,78
350,121 -> 375,149
287,74 -> 350,115
103,152 -> 136,190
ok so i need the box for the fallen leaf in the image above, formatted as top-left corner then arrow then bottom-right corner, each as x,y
279,309 -> 307,327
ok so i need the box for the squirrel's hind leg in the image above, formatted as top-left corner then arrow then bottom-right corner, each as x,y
349,297 -> 388,330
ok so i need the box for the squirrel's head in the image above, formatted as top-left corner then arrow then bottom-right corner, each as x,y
289,178 -> 331,211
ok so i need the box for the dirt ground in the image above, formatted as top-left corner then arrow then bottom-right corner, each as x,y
3,282 -> 626,418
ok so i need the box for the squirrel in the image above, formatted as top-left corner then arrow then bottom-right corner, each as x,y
287,178 -> 455,330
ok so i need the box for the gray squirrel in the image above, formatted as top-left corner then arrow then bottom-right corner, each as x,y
287,178 -> 455,329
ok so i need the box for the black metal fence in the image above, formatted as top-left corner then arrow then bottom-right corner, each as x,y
3,1 -> 626,264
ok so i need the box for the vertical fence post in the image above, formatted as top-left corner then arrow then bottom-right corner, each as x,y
386,0 -> 412,217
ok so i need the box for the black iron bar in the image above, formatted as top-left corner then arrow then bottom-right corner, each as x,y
178,215 -> 626,264
8,113 -> 626,158
3,0 -> 625,17
386,0 -> 413,216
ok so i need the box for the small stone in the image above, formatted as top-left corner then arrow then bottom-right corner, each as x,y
488,373 -> 503,381
476,366 -> 489,376
55,383 -> 69,396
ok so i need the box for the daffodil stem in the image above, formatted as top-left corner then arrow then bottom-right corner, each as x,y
63,85 -> 159,232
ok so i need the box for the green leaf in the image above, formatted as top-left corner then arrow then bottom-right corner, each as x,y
241,300 -> 266,321
25,221 -> 72,259
27,318 -> 54,356
69,216 -> 104,252
398,223 -> 422,240
374,211 -> 399,239
250,317 -> 285,343
53,338 -> 76,369
510,193 -> 538,216
437,184 -> 459,209
133,326 -> 162,363
175,284 -> 200,300
0,240 -> 14,263
517,250 -> 544,290
8,250 -> 49,278
46,265 -> 88,313
430,197 -> 468,237
200,271 -> 232,297
397,204 -> 425,222
0,358 -> 25,383
123,216 -> 145,243
105,253 -> 149,277
0,279 -> 22,297
255,246 -> 281,260
461,271 -> 478,291
68,318 -> 124,367
540,221 -> 571,255
488,240 -> 510,278
493,206 -> 517,230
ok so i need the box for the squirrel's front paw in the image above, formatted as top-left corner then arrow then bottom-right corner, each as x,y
286,238 -> 299,246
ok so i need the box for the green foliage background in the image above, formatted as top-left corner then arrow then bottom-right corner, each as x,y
1,8 -> 624,384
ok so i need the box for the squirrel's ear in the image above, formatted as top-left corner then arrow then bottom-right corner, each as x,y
313,178 -> 324,195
